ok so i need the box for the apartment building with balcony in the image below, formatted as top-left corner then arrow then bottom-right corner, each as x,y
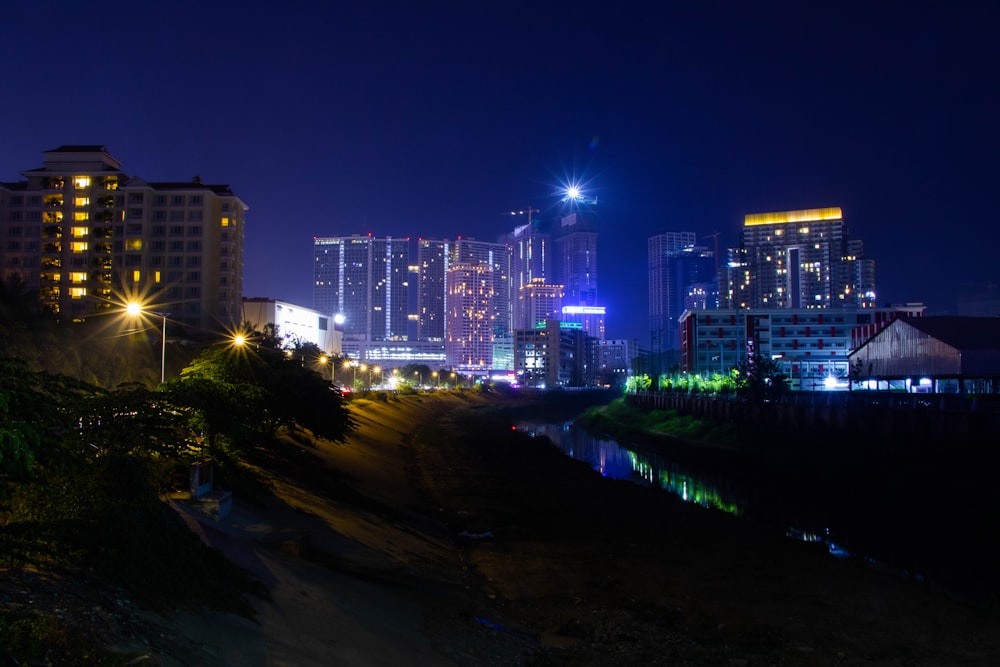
0,145 -> 246,331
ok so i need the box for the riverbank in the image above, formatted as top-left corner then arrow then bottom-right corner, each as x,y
22,388 -> 1000,664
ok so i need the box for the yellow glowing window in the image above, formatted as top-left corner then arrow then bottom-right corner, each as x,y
70,241 -> 88,252
71,226 -> 88,237
69,272 -> 87,283
221,217 -> 230,227
74,176 -> 91,189
132,270 -> 141,282
74,197 -> 90,207
125,239 -> 142,251
73,212 -> 89,221
69,287 -> 87,298
799,227 -> 809,234
154,271 -> 162,283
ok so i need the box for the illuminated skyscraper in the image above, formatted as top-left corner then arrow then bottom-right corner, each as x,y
554,211 -> 598,307
313,235 -> 409,340
738,207 -> 875,309
517,278 -> 564,330
416,238 -> 448,341
445,262 -> 494,370
0,145 -> 246,330
453,237 -> 510,336
502,216 -> 551,334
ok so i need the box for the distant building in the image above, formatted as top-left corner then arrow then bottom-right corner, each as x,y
679,304 -> 925,390
850,316 -> 1000,394
731,207 -> 876,310
241,298 -> 341,354
598,338 -> 633,387
554,211 -> 598,308
312,235 -> 409,341
0,145 -> 247,330
444,262 -> 494,371
561,305 -> 606,340
648,231 -> 711,371
502,215 -> 551,332
415,238 -> 448,341
517,278 -> 564,330
513,319 -> 597,388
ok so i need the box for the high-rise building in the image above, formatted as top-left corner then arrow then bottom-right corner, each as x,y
516,278 -> 564,330
0,145 -> 246,330
648,231 -> 701,363
313,235 -> 409,340
554,211 -> 598,307
444,262 -> 494,371
737,207 -> 876,310
453,237 -> 510,337
416,238 -> 448,341
502,216 -> 551,333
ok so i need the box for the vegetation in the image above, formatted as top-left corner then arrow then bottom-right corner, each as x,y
577,397 -> 738,445
627,352 -> 789,403
0,284 -> 356,663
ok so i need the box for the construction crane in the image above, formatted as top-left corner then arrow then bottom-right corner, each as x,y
505,205 -> 539,225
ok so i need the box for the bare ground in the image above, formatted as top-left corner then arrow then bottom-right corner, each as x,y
7,390 -> 1000,665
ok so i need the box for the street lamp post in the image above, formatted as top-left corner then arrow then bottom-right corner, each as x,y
126,302 -> 168,384
432,371 -> 438,388
414,370 -> 421,388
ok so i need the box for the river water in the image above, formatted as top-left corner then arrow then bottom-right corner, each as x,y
516,418 -> 999,598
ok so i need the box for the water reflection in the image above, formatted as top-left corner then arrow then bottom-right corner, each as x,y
517,419 -> 858,564
520,420 -> 746,517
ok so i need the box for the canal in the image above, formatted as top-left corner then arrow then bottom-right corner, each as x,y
516,417 -> 1000,600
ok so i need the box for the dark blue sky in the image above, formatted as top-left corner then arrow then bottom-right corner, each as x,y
2,1 -> 997,343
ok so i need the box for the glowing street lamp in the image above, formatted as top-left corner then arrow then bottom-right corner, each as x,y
126,301 -> 168,384
359,364 -> 367,389
414,370 -> 421,388
450,372 -> 456,389
319,355 -> 336,382
432,371 -> 439,388
372,366 -> 381,388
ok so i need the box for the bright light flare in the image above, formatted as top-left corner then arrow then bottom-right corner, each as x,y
126,301 -> 142,316
566,185 -> 581,200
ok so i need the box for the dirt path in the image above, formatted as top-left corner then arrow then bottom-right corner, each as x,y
151,391 -> 1000,665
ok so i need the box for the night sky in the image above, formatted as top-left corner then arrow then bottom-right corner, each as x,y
3,1 -> 998,344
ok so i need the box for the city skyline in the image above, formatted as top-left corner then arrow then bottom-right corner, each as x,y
1,2 -> 997,344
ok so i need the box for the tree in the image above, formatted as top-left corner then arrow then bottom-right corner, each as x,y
734,353 -> 789,402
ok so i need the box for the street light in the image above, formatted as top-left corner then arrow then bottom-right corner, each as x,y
359,364 -> 367,389
450,372 -> 456,389
319,355 -> 335,382
372,366 -> 381,388
126,301 -> 168,384
414,370 -> 421,388
432,371 -> 438,388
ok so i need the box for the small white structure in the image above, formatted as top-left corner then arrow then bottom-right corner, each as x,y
242,298 -> 342,354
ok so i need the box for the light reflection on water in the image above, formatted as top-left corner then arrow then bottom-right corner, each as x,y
519,420 -> 746,517
517,420 -> 857,562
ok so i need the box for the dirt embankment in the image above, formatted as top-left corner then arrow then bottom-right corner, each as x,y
28,389 -> 1000,665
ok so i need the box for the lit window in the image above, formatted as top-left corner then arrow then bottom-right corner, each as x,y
69,287 -> 87,298
221,217 -> 230,227
74,176 -> 91,189
74,197 -> 90,207
69,272 -> 87,283
71,226 -> 88,237
74,212 -> 89,221
132,270 -> 141,282
154,271 -> 161,283
799,227 -> 810,234
125,239 -> 142,251
70,242 -> 88,252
